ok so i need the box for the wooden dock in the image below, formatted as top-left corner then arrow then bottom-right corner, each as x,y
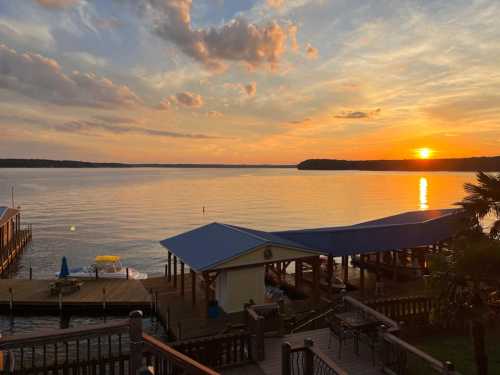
0,278 -> 152,314
0,227 -> 32,276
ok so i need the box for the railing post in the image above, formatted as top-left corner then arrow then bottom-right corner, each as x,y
304,338 -> 314,375
256,315 -> 265,361
281,342 -> 292,375
444,361 -> 455,374
129,310 -> 144,375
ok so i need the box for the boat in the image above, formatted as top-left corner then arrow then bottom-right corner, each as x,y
56,255 -> 148,280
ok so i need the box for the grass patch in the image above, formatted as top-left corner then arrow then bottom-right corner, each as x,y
409,328 -> 500,375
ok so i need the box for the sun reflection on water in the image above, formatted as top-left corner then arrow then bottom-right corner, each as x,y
419,177 -> 428,210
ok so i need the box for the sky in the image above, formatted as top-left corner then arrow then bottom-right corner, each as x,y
0,0 -> 499,164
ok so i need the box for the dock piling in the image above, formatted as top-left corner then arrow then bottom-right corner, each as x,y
29,265 -> 32,280
126,267 -> 129,280
8,287 -> 13,312
102,288 -> 106,311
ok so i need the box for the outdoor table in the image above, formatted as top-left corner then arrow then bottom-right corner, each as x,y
334,311 -> 382,354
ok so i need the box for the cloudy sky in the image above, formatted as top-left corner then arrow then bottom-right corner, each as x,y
1,0 -> 499,163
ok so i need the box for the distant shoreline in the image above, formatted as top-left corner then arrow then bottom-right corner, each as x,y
0,159 -> 295,169
2,157 -> 500,171
298,156 -> 500,172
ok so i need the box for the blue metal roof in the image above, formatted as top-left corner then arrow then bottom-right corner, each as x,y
273,209 -> 463,256
160,209 -> 464,271
0,207 -> 6,219
160,222 -> 320,271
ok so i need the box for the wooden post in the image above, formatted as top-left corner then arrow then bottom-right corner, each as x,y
102,288 -> 106,312
29,265 -> 32,280
180,262 -> 185,297
392,251 -> 398,281
295,259 -> 302,289
164,264 -> 168,279
58,292 -> 63,312
360,254 -> 365,297
342,256 -> 349,283
129,310 -> 143,375
126,267 -> 129,280
281,342 -> 292,375
173,256 -> 178,288
256,316 -> 265,361
8,287 -> 13,312
304,338 -> 314,375
312,257 -> 320,305
191,270 -> 196,306
203,272 -> 210,318
327,255 -> 333,295
167,252 -> 172,282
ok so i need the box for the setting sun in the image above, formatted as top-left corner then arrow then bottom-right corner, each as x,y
417,148 -> 433,159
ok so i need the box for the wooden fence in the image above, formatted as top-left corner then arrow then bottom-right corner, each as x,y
0,310 -> 218,375
364,295 -> 435,326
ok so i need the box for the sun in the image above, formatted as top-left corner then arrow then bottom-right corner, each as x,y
417,148 -> 433,159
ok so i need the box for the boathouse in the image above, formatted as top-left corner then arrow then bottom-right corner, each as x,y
0,206 -> 21,249
160,209 -> 463,315
160,223 -> 324,313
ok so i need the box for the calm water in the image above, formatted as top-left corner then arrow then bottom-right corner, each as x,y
0,168 -> 475,279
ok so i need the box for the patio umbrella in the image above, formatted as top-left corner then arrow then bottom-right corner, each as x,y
59,256 -> 70,278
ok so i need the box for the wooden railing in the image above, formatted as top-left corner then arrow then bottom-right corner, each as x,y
281,338 -> 348,375
0,310 -> 219,375
364,295 -> 435,326
171,331 -> 252,369
0,225 -> 32,276
343,296 -> 459,375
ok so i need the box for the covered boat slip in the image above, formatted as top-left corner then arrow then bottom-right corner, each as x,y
159,209 -> 462,334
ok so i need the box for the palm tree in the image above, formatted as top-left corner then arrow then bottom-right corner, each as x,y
457,171 -> 500,239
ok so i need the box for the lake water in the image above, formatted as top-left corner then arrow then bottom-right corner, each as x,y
0,168 -> 476,279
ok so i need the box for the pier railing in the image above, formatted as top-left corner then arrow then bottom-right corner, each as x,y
0,224 -> 32,276
0,310 -> 218,375
281,338 -> 348,375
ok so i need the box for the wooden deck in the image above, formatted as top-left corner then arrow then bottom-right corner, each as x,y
0,278 -> 152,313
252,328 -> 381,375
142,275 -> 245,340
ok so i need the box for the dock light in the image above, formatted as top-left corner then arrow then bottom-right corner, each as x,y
70,225 -> 76,232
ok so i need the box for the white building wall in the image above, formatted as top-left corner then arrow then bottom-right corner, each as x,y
216,266 -> 265,313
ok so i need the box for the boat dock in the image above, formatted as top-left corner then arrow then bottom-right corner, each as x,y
0,278 -> 152,314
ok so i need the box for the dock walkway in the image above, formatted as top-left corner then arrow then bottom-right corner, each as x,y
0,278 -> 152,313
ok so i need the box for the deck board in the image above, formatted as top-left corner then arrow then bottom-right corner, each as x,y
257,328 -> 382,375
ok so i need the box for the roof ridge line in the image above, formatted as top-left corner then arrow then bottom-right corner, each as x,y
219,223 -> 270,244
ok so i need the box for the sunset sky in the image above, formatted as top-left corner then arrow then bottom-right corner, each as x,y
1,0 -> 499,163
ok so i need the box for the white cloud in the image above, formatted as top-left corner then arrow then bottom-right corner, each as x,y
0,43 -> 141,108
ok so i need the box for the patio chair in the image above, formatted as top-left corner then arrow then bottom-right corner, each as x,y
326,316 -> 358,359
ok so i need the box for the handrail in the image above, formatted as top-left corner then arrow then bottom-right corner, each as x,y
383,333 -> 444,371
0,320 -> 129,348
309,345 -> 348,375
290,307 -> 334,333
344,295 -> 399,332
142,333 -> 219,375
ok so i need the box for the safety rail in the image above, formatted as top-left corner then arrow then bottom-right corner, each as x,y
0,224 -> 32,275
0,310 -> 219,375
281,338 -> 348,375
171,331 -> 252,369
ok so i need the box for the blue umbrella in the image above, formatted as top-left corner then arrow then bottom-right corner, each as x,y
59,256 -> 70,278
